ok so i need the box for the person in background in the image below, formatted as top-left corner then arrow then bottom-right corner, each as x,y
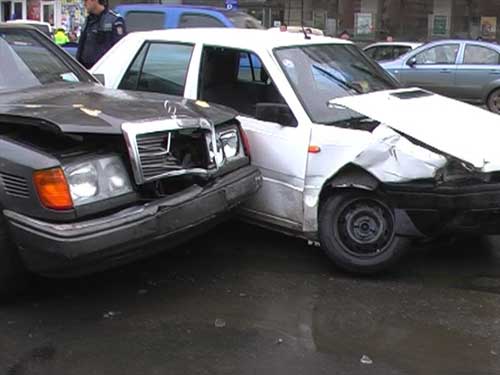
339,30 -> 351,40
279,23 -> 287,32
386,35 -> 394,42
54,28 -> 69,45
76,0 -> 126,69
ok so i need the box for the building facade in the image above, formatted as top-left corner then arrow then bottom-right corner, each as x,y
4,0 -> 500,42
0,0 -> 84,33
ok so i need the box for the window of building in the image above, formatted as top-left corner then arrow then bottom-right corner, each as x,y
463,45 -> 500,65
414,44 -> 460,65
118,42 -> 194,96
178,14 -> 225,28
125,11 -> 166,32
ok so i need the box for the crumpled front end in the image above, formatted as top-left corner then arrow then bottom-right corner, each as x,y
304,90 -> 500,238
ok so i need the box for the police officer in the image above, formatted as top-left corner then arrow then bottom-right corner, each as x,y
76,0 -> 126,69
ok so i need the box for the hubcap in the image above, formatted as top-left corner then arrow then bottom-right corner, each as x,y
490,92 -> 500,114
336,198 -> 394,257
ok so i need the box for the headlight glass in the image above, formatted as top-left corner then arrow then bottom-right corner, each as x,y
220,129 -> 239,159
63,155 -> 133,206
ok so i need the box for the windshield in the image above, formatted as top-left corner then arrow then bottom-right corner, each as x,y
225,12 -> 263,29
274,44 -> 398,124
0,29 -> 88,93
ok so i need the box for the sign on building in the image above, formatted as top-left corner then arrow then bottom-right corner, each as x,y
225,0 -> 238,10
355,13 -> 373,35
480,16 -> 497,39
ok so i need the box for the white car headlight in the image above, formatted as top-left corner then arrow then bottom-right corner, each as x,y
63,155 -> 133,206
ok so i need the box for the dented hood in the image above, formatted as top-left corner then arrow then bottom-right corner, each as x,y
0,83 -> 236,134
331,88 -> 500,172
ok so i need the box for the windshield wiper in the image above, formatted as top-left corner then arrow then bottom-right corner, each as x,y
350,63 -> 391,85
325,116 -> 380,131
312,64 -> 362,94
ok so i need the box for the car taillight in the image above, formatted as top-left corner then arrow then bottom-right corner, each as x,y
239,127 -> 251,160
33,168 -> 73,210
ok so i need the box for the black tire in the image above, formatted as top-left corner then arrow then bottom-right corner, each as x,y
487,88 -> 500,114
319,191 -> 409,274
0,214 -> 29,297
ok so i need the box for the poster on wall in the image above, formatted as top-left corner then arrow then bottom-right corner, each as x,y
61,0 -> 84,36
355,13 -> 373,35
27,0 -> 40,21
480,16 -> 497,39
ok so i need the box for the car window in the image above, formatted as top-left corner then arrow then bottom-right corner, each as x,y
275,44 -> 397,124
393,46 -> 411,58
225,12 -> 263,29
118,42 -> 148,90
463,45 -> 500,65
364,47 -> 376,59
199,46 -> 290,119
124,11 -> 166,32
414,44 -> 459,65
119,42 -> 194,96
178,14 -> 225,28
374,46 -> 394,61
237,52 -> 263,82
0,29 -> 89,93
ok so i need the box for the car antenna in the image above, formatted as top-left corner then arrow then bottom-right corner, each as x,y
301,25 -> 311,40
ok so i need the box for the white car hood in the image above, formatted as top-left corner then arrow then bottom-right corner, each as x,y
331,88 -> 500,172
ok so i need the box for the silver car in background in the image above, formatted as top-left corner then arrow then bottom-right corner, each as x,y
381,39 -> 500,113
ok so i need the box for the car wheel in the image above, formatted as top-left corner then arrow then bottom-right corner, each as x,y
0,214 -> 29,298
487,88 -> 500,114
319,191 -> 409,274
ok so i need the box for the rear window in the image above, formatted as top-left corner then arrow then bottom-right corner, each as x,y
178,14 -> 225,28
225,12 -> 263,29
125,11 -> 166,32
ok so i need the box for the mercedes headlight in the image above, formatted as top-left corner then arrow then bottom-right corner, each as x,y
63,155 -> 133,206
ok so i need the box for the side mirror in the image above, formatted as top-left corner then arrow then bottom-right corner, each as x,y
255,103 -> 297,127
93,73 -> 106,85
406,57 -> 417,67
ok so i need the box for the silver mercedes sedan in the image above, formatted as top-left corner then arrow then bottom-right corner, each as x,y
381,39 -> 500,113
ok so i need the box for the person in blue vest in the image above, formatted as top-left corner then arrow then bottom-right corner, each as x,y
76,0 -> 126,69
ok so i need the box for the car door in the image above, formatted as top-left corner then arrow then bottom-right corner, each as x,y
118,41 -> 195,97
455,43 -> 500,102
398,43 -> 460,97
187,45 -> 311,230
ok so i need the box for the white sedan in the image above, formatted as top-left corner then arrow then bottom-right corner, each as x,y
93,29 -> 500,273
363,41 -> 422,62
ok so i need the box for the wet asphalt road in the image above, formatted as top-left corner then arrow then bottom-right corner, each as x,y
1,221 -> 500,375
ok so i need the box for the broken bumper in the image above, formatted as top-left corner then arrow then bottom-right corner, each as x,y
4,166 -> 262,277
385,182 -> 500,235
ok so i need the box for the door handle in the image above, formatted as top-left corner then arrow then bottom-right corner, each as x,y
440,69 -> 452,73
489,70 -> 500,75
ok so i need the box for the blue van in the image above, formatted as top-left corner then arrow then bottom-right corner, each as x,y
114,4 -> 263,32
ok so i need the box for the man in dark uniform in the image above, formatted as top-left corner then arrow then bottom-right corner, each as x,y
76,0 -> 126,69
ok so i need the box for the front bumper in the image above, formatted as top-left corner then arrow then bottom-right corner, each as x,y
385,181 -> 500,236
5,165 -> 262,277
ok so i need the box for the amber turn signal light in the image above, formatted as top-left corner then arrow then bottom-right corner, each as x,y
33,168 -> 73,210
308,145 -> 321,153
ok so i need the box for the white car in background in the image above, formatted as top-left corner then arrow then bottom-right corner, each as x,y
6,20 -> 53,37
363,41 -> 422,62
92,29 -> 500,273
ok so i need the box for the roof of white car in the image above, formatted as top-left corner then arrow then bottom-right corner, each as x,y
126,28 -> 350,49
364,41 -> 422,49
